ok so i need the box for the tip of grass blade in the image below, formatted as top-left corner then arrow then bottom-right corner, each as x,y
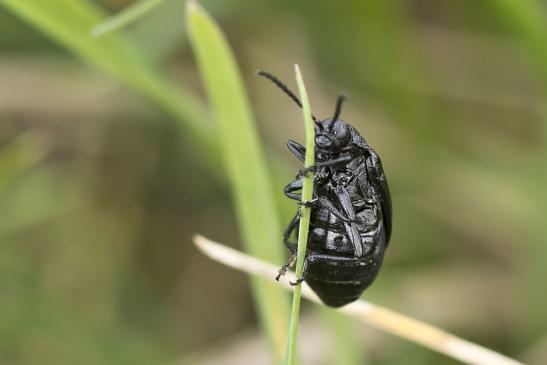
186,0 -> 207,35
186,0 -> 201,17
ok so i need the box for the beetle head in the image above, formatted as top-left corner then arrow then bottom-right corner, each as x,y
315,118 -> 351,152
314,94 -> 350,152
256,71 -> 352,152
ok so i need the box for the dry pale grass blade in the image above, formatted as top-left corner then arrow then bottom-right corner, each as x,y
193,234 -> 526,365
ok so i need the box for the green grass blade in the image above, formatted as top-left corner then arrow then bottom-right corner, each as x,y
91,0 -> 165,37
186,1 -> 289,362
285,65 -> 315,365
1,0 -> 216,166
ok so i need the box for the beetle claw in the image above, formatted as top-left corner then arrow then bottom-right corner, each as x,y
297,198 -> 318,209
290,276 -> 306,286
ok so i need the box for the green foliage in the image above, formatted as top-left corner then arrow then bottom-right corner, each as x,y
1,0 -> 547,363
1,0 -> 215,163
91,0 -> 165,38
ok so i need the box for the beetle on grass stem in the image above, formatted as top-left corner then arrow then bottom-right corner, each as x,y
258,70 -> 392,307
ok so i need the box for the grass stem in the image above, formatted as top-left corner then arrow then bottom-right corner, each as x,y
284,65 -> 315,365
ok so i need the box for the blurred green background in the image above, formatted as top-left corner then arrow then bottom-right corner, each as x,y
1,0 -> 546,364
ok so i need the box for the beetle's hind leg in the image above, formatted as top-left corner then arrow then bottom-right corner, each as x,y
283,213 -> 300,252
276,214 -> 300,281
276,254 -> 297,281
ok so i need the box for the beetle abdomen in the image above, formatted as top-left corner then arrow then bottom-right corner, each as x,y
305,247 -> 385,307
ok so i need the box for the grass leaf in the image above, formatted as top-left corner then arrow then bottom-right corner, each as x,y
186,1 -> 289,361
284,65 -> 315,365
91,0 -> 165,38
1,0 -> 217,167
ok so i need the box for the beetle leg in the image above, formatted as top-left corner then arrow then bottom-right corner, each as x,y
283,213 -> 300,252
287,140 -> 306,162
277,213 -> 301,280
365,149 -> 392,244
298,195 -> 352,224
277,214 -> 301,280
335,185 -> 356,221
334,185 -> 364,257
297,165 -> 318,179
343,221 -> 363,257
284,179 -> 303,201
276,253 -> 297,281
316,196 -> 351,223
290,256 -> 309,286
297,154 -> 353,178
297,198 -> 318,209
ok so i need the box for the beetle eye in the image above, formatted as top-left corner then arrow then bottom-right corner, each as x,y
333,122 -> 350,146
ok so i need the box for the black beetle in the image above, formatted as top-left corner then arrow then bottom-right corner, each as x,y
258,71 -> 392,307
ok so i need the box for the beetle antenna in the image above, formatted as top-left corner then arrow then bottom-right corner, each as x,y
332,93 -> 347,122
257,70 -> 318,123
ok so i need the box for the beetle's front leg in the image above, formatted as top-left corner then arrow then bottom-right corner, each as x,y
284,179 -> 303,202
297,165 -> 319,179
297,154 -> 353,178
297,198 -> 318,210
287,140 -> 306,162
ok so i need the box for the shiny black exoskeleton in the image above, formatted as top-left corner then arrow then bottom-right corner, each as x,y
258,71 -> 392,307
